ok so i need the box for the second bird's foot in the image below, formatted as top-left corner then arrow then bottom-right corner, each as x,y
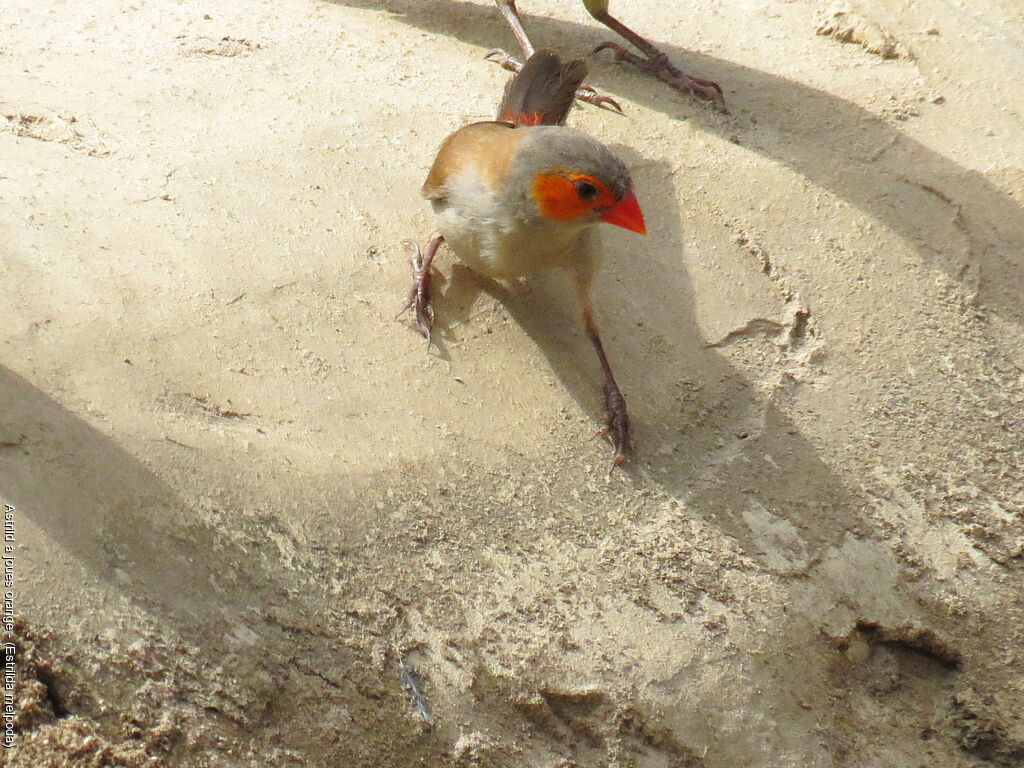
485,48 -> 523,73
593,42 -> 726,112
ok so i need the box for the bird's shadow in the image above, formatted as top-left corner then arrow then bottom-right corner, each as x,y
427,150 -> 869,563
332,0 -> 1023,328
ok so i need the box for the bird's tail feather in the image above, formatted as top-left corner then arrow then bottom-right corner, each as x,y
497,49 -> 586,126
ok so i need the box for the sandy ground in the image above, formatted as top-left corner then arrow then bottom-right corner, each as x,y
2,0 -> 1023,765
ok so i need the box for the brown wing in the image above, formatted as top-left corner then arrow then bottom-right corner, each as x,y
421,121 -> 524,202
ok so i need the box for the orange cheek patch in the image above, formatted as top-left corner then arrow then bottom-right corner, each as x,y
532,173 -> 589,221
531,172 -> 616,222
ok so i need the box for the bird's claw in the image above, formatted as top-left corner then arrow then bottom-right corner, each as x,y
593,41 -> 726,112
575,84 -> 623,114
399,239 -> 435,343
485,48 -> 523,73
599,380 -> 632,473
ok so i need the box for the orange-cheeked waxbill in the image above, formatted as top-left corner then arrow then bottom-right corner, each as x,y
403,49 -> 646,466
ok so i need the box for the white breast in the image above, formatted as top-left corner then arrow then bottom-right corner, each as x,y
432,169 -> 595,280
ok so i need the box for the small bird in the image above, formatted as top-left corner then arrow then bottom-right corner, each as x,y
490,0 -> 725,111
403,49 -> 646,466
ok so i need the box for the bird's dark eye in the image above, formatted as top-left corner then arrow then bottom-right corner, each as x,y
574,180 -> 598,201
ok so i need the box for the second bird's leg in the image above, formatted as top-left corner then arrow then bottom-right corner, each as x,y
495,0 -> 535,59
587,5 -> 726,111
400,235 -> 444,342
489,1 -> 622,112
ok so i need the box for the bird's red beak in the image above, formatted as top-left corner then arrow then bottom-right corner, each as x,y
599,189 -> 646,235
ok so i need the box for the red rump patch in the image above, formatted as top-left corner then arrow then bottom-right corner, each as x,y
499,110 -> 546,126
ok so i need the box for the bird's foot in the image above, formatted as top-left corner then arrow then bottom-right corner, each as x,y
593,41 -> 726,112
399,239 -> 435,342
597,379 -> 632,472
484,47 -> 523,73
485,49 -> 623,113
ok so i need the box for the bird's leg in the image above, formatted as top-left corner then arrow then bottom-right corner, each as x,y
399,235 -> 444,342
488,2 -> 622,113
495,0 -> 535,59
577,280 -> 632,469
588,7 -> 726,111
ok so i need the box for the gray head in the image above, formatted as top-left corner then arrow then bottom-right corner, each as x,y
505,126 -> 644,233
